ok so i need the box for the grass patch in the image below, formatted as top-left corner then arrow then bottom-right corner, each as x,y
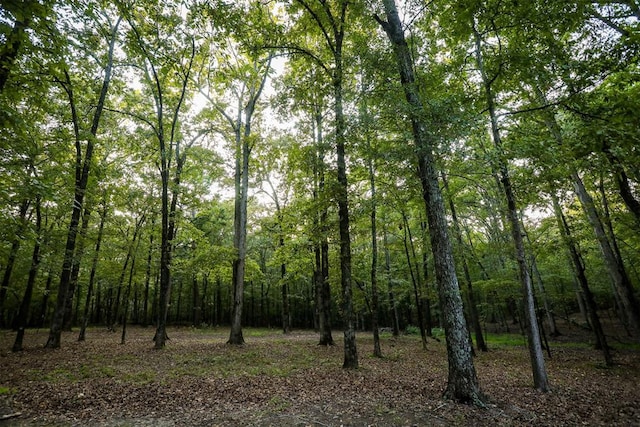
484,333 -> 526,347
122,370 -> 157,384
0,386 -> 14,395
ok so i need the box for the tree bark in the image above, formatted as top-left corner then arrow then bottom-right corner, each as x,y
471,21 -> 550,392
442,173 -> 487,352
63,207 -> 91,331
368,147 -> 382,357
0,1 -> 36,92
383,226 -> 400,337
376,1 -> 485,403
401,211 -> 428,350
551,194 -> 613,366
572,172 -> 640,337
46,18 -> 120,349
79,199 -> 107,341
0,199 -> 29,327
12,198 -> 42,352
313,109 -> 334,346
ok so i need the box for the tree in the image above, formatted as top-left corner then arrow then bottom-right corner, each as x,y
118,1 -> 203,348
470,14 -> 550,391
283,0 -> 358,369
375,0 -> 485,404
45,8 -> 121,349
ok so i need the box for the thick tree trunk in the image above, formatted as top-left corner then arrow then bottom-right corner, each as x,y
376,1 -> 485,403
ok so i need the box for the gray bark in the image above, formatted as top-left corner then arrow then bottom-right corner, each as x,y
376,0 -> 485,404
472,22 -> 549,392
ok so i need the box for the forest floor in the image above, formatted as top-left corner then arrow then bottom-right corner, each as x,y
0,319 -> 639,426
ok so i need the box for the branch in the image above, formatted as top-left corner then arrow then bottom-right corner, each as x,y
103,107 -> 158,135
295,0 -> 336,55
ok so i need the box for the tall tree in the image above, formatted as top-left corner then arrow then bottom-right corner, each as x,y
285,0 -> 358,369
45,9 -> 121,349
470,17 -> 550,391
375,0 -> 485,404
118,2 -> 202,348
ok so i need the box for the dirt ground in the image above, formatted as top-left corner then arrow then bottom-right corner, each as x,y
0,321 -> 639,426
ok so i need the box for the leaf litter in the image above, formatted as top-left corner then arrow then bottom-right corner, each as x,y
0,324 -> 638,426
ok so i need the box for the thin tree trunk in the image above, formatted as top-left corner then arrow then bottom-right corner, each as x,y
142,215 -> 155,327
442,173 -> 487,352
472,22 -> 549,392
46,18 -> 120,349
0,1 -> 35,93
228,56 -> 272,345
63,207 -> 91,331
383,226 -> 400,337
330,21 -> 358,369
603,143 -> 640,227
551,194 -> 613,365
401,211 -> 428,350
313,109 -> 334,346
572,172 -> 640,337
120,250 -> 137,345
38,268 -> 53,327
368,153 -> 382,358
0,199 -> 29,327
376,2 -> 485,403
281,259 -> 290,334
12,198 -> 42,352
79,199 -> 107,341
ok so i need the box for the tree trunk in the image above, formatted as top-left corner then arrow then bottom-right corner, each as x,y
46,18 -> 120,349
0,1 -> 35,93
551,194 -> 613,366
471,22 -> 550,392
79,199 -> 107,341
383,226 -> 400,337
442,173 -> 487,352
572,172 -> 640,337
401,211 -> 428,350
63,207 -> 91,331
281,259 -> 290,334
12,198 -> 42,352
228,120 -> 247,344
0,199 -> 29,327
228,56 -> 272,345
313,110 -> 334,346
368,154 -> 382,358
603,144 -> 640,227
142,215 -> 155,327
38,268 -> 53,327
376,1 -> 485,403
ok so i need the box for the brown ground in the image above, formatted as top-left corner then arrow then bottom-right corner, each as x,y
0,321 -> 639,426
